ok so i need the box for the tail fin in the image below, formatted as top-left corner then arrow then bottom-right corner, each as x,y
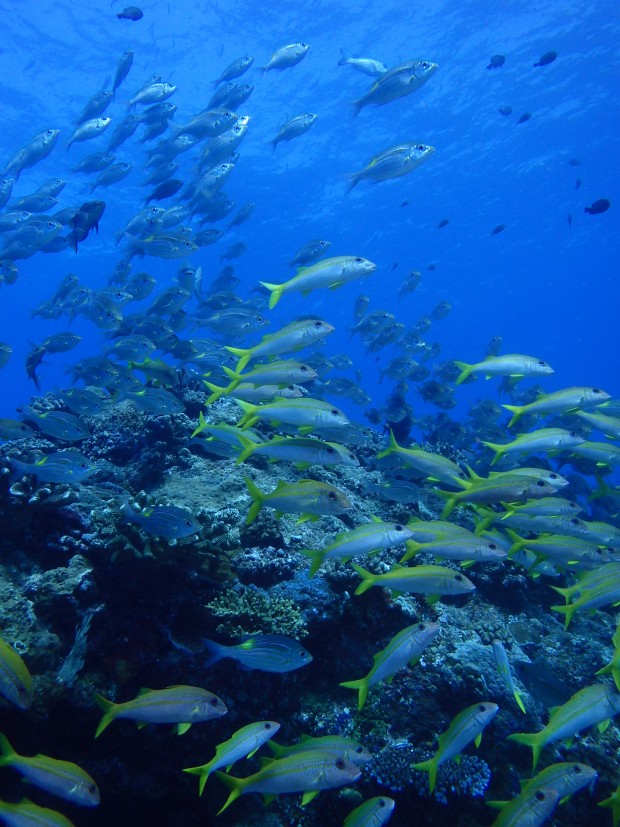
183,763 -> 212,796
513,690 -> 526,714
507,732 -> 543,771
94,694 -> 118,738
344,174 -> 359,196
0,733 -> 16,766
399,540 -> 420,564
480,440 -> 505,466
235,434 -> 259,465
338,48 -> 348,66
225,345 -> 252,373
243,476 -> 264,524
236,399 -> 258,430
351,562 -> 375,596
377,429 -> 399,460
502,403 -> 525,427
203,380 -> 227,404
412,756 -> 439,793
454,360 -> 474,386
213,771 -> 248,814
191,410 -> 208,438
339,676 -> 370,710
550,602 -> 578,631
259,281 -> 284,309
203,638 -> 226,669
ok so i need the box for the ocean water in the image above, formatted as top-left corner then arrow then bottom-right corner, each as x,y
1,0 -> 619,825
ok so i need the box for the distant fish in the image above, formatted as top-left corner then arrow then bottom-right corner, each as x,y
437,218 -> 449,228
491,223 -> 506,235
262,43 -> 310,72
568,157 -> 581,166
517,112 -> 531,124
575,178 -> 581,189
113,49 -> 134,97
122,503 -> 200,539
487,54 -> 505,69
584,198 -> 610,215
117,6 -> 143,20
568,213 -> 572,229
204,634 -> 312,673
400,199 -> 410,207
338,49 -> 388,77
533,50 -> 557,67
498,105 -> 512,116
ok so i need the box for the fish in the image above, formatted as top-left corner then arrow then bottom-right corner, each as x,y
204,634 -> 312,673
533,51 -> 557,66
353,59 -> 438,116
117,7 -> 143,21
69,200 -> 106,251
0,734 -> 99,806
94,685 -> 227,737
0,635 -> 33,710
351,561 -> 475,601
453,353 -> 553,385
346,143 -> 435,194
0,799 -> 77,827
40,332 -> 82,353
0,419 -> 35,440
66,117 -> 111,149
121,503 -> 200,539
9,451 -> 96,484
289,239 -> 332,268
338,50 -> 388,76
481,428 -> 585,465
596,620 -> 620,691
213,749 -> 360,813
0,177 -> 13,209
225,318 -> 335,372
232,397 -> 349,435
25,410 -> 90,442
184,721 -> 280,794
598,782 -> 620,826
343,796 -> 395,827
113,49 -> 134,97
271,113 -> 317,150
517,112 -> 532,123
145,179 -> 183,204
301,521 -> 415,577
489,786 -> 559,827
491,223 -> 506,234
487,55 -> 505,69
400,535 -> 507,565
509,682 -> 620,769
515,761 -> 598,804
437,218 -> 449,228
129,82 -> 176,108
262,43 -> 310,72
268,734 -> 371,765
585,198 -> 610,214
377,429 -> 466,485
235,433 -> 358,469
550,564 -> 620,629
412,702 -> 499,792
261,255 -> 376,309
213,56 -> 254,86
492,639 -> 526,713
243,476 -> 352,524
340,621 -> 439,709
502,386 -> 610,426
3,129 -> 60,181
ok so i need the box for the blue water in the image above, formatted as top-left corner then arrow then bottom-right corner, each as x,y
1,0 -> 618,419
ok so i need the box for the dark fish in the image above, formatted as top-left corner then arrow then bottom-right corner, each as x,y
400,199 -> 409,207
533,50 -> 557,67
584,198 -> 610,215
513,656 -> 574,708
575,178 -> 581,189
113,50 -> 134,97
391,262 -> 398,271
517,112 -> 531,124
487,54 -> 505,69
568,157 -> 581,166
69,201 -> 106,252
117,6 -> 143,20
145,179 -> 183,204
498,105 -> 512,116
427,263 -> 436,271
567,214 -> 573,229
289,239 -> 331,268
491,224 -> 506,235
436,218 -> 449,228
25,345 -> 46,389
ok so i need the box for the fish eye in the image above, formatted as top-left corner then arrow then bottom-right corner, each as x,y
593,388 -> 601,393
184,519 -> 193,526
489,543 -> 497,550
264,722 -> 272,729
417,144 -> 425,151
355,257 -> 363,263
537,360 -> 546,366
421,61 -> 429,68
535,790 -> 546,801
550,473 -> 558,479
573,764 -> 582,773
335,758 -> 345,770
328,492 -> 337,501
570,518 -> 579,524
314,320 -> 323,327
478,704 -> 486,712
536,479 -> 546,487
418,622 -> 426,630
569,431 -> 576,437
319,241 -> 327,247
330,409 -> 339,415
395,525 -> 404,531
455,574 -> 463,581
300,365 -> 308,372
88,784 -> 97,794
379,799 -> 387,807
300,651 -> 308,659
327,447 -> 336,454
209,697 -> 219,706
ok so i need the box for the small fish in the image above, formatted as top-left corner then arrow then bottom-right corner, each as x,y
0,419 -> 35,440
121,503 -> 200,539
509,682 -> 620,770
0,734 -> 99,806
262,43 -> 310,72
533,50 -> 557,67
353,59 -> 438,117
40,332 -> 82,353
346,142 -> 435,194
26,410 -> 90,442
498,105 -> 512,116
400,199 -> 409,207
113,49 -> 134,97
454,353 -> 553,385
289,239 -> 332,268
491,223 -> 506,235
412,702 -> 498,792
517,112 -> 531,124
585,198 -> 610,214
598,784 -> 620,827
145,178 -> 183,203
489,786 -> 559,827
575,178 -> 581,189
377,430 -> 466,485
3,130 -> 60,181
261,255 -> 376,309
436,218 -> 449,228
271,113 -> 317,150
343,796 -> 395,827
0,635 -> 33,709
9,451 -> 96,484
352,562 -> 475,601
184,721 -> 280,793
204,634 -> 312,673
94,685 -> 227,737
213,56 -> 254,86
117,6 -> 143,20
66,117 -> 111,149
487,54 -> 505,69
268,735 -> 371,765
338,50 -> 388,77
502,386 -> 610,426
340,622 -> 439,709
213,749 -> 360,813
492,639 -> 525,713
0,799 -> 77,827
243,476 -> 352,524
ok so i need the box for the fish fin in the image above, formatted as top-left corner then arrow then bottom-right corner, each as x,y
0,733 -> 16,765
480,440 -> 504,466
243,476 -> 264,524
351,562 -> 375,595
338,48 -> 348,66
412,757 -> 438,793
262,794 -> 277,806
598,718 -> 611,734
508,732 -> 542,771
339,677 -> 369,710
514,690 -> 526,714
94,694 -> 118,738
550,602 -> 577,631
259,281 -> 284,309
453,360 -> 474,385
214,771 -> 247,815
474,733 -> 482,748
425,594 -> 440,606
191,410 -> 208,438
302,790 -> 320,806
177,723 -> 192,735
486,800 -> 509,810
203,638 -> 225,668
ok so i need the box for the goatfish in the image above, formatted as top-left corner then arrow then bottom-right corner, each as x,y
184,721 -> 280,794
243,476 -> 352,524
268,734 -> 371,765
260,255 -> 376,309
377,429 -> 466,485
343,796 -> 395,827
0,734 -> 99,806
226,318 -> 335,372
509,682 -> 620,770
400,535 -> 507,565
502,386 -> 611,427
492,639 -> 525,713
213,749 -> 361,813
0,799 -> 76,827
436,474 -> 558,519
550,566 -> 620,629
506,529 -> 615,571
94,685 -> 227,737
596,619 -> 620,690
575,408 -> 620,440
489,786 -> 559,827
206,360 -> 317,402
301,521 -> 415,577
235,434 -> 358,469
340,621 -> 439,709
0,634 -> 33,709
346,143 -> 435,194
204,634 -> 312,673
481,428 -> 585,466
598,782 -> 620,826
453,354 -> 554,386
351,562 -> 475,602
233,397 -> 349,434
496,761 -> 597,806
412,702 -> 499,793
